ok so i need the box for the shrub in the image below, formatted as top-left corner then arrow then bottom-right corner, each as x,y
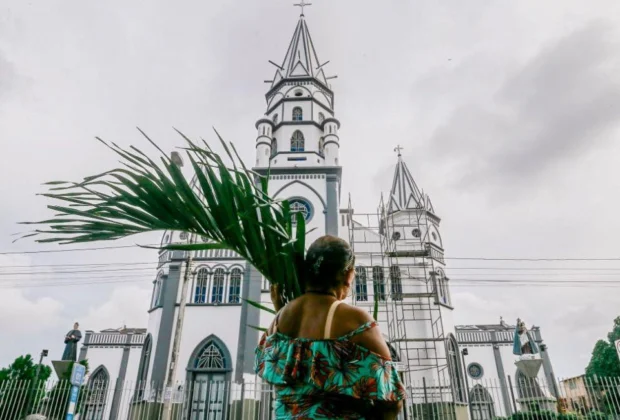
512,411 -> 558,420
558,413 -> 582,420
585,412 -> 606,420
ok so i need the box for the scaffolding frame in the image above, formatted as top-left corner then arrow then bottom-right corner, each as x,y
346,193 -> 459,409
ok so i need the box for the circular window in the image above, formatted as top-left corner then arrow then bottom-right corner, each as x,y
179,232 -> 188,240
294,89 -> 303,97
432,232 -> 438,241
412,228 -> 421,238
467,363 -> 484,379
392,231 -> 401,241
201,236 -> 209,243
289,199 -> 313,224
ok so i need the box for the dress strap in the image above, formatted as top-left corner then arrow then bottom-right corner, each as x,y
323,300 -> 342,339
340,321 -> 378,340
268,308 -> 283,335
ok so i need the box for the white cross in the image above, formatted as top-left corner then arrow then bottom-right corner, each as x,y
394,145 -> 404,156
294,0 -> 312,16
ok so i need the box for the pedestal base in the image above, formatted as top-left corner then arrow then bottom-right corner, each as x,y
515,355 -> 543,378
51,360 -> 73,380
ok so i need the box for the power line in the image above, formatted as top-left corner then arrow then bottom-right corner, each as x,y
2,244 -> 620,261
0,244 -> 159,255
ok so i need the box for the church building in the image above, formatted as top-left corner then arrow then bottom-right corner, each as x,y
78,7 -> 559,420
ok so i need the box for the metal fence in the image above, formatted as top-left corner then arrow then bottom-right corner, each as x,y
0,375 -> 619,420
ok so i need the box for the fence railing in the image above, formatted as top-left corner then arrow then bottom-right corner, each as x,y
0,375 -> 619,420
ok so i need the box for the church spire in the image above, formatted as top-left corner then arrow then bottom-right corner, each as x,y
387,147 -> 431,214
269,11 -> 330,89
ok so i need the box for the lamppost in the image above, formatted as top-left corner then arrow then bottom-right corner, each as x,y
461,348 -> 472,418
27,349 -> 48,414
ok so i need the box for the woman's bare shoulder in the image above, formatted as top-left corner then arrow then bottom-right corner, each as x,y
332,302 -> 374,333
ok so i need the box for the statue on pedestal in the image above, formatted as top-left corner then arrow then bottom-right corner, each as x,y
513,318 -> 543,379
513,318 -> 539,356
61,322 -> 82,362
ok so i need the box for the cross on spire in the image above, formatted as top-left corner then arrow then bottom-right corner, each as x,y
294,0 -> 312,16
394,145 -> 404,157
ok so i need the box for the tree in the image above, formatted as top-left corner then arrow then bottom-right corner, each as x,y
0,355 -> 52,420
585,317 -> 620,416
0,354 -> 52,382
586,317 -> 620,378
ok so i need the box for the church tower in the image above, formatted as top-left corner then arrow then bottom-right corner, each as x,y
253,10 -> 342,242
346,148 -> 465,408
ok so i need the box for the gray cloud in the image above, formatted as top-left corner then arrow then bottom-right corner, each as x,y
428,20 -> 620,192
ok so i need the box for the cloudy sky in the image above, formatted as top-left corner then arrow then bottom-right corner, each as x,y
1,0 -> 619,379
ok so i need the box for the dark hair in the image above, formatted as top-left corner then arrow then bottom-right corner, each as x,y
305,235 -> 355,290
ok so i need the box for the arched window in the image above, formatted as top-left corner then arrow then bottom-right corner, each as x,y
470,385 -> 495,420
290,130 -> 305,152
372,266 -> 386,301
194,268 -> 209,303
390,265 -> 402,301
151,274 -> 163,308
436,269 -> 450,306
318,112 -> 325,123
271,138 -> 278,157
273,114 -> 279,124
354,267 -> 368,301
135,334 -> 152,400
228,268 -> 242,303
211,268 -> 225,303
292,107 -> 303,121
82,366 -> 109,420
197,342 -> 225,369
318,138 -> 325,156
447,334 -> 466,403
261,126 -> 265,135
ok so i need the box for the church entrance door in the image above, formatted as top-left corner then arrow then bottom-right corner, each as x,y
189,373 -> 227,420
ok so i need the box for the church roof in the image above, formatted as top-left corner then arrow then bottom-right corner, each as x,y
270,16 -> 329,89
387,153 -> 427,214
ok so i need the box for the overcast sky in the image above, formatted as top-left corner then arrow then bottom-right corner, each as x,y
1,0 -> 619,379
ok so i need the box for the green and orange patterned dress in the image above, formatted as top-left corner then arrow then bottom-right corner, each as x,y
255,320 -> 407,419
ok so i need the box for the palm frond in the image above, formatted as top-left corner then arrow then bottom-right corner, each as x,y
20,129 -> 306,303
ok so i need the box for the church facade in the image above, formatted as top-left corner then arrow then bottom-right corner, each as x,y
78,9 -> 559,420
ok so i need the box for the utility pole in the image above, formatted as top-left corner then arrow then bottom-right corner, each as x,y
163,153 -> 193,420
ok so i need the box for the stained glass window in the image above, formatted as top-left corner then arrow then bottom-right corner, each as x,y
229,268 -> 242,303
290,130 -> 305,152
289,199 -> 312,224
355,267 -> 368,301
211,268 -> 225,303
196,343 -> 225,369
194,268 -> 208,303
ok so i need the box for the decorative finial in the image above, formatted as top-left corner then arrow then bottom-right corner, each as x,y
294,0 -> 312,16
394,145 -> 404,157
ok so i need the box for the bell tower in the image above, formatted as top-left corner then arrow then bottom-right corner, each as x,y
253,7 -> 342,241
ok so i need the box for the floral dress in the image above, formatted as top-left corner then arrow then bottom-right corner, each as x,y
255,321 -> 407,419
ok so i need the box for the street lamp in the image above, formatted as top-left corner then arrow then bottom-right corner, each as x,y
461,348 -> 472,418
28,349 -> 49,415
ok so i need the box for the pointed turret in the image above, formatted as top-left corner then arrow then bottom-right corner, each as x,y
270,16 -> 329,89
387,149 -> 425,214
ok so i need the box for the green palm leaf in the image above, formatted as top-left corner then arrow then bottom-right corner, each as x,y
20,129 -> 307,304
